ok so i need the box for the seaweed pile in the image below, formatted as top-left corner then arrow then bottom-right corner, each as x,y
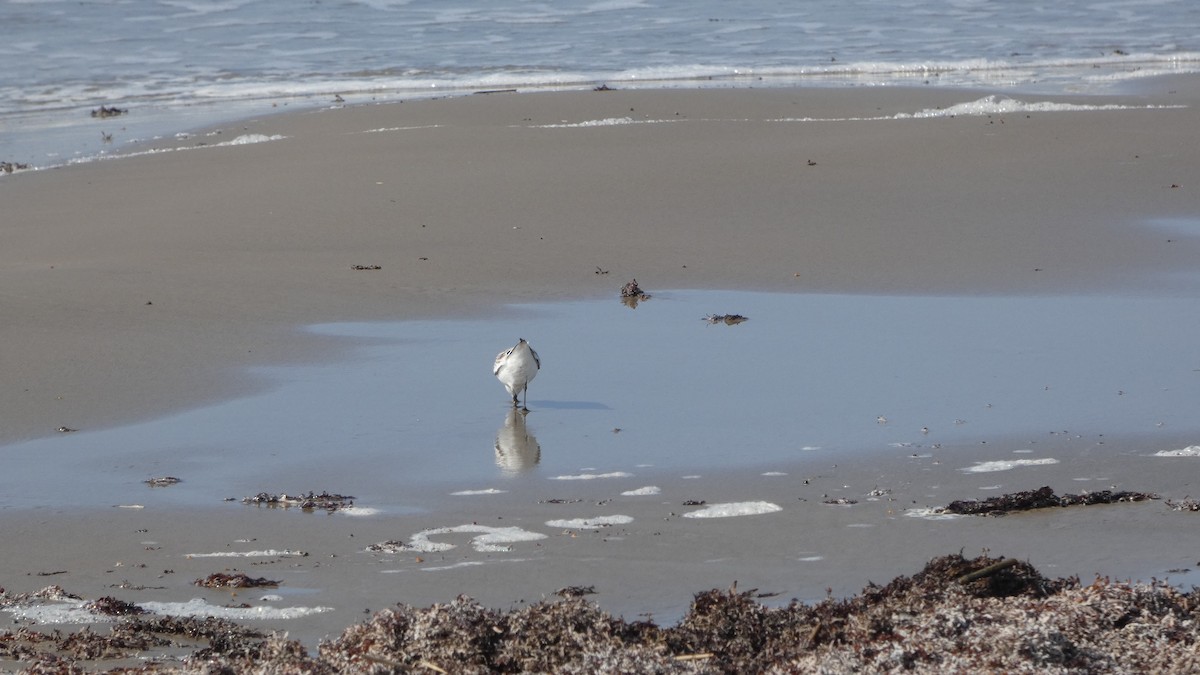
241,491 -> 355,512
4,553 -> 1200,673
944,486 -> 1157,517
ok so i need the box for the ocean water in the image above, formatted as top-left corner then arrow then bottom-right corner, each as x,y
2,0 -> 1200,167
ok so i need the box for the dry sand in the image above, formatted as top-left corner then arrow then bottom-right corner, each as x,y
3,79 -> 1200,669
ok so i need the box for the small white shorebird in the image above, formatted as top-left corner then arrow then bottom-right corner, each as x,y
494,338 -> 540,411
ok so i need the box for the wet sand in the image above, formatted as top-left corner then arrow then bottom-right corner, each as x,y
3,79 -> 1200,667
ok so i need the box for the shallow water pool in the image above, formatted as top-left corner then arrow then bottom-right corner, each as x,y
2,290 -> 1198,511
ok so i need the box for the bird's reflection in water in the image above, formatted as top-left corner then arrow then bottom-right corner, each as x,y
494,409 -> 541,475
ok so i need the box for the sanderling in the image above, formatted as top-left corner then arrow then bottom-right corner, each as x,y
494,338 -> 540,411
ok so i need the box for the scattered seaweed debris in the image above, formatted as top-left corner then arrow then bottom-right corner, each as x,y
350,264 -> 382,270
1,161 -> 30,174
194,573 -> 281,589
554,586 -> 597,598
823,497 -> 858,505
144,476 -> 182,488
56,426 -> 77,433
943,486 -> 1158,516
242,491 -> 355,512
0,608 -> 271,667
4,554 -> 1200,672
593,83 -> 616,91
364,540 -> 414,554
86,596 -> 148,617
681,500 -> 707,506
702,313 -> 749,326
1166,497 -> 1200,512
90,105 -> 127,118
620,279 -> 647,298
620,279 -> 651,308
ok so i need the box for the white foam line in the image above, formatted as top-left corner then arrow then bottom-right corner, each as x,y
450,488 -> 508,495
139,598 -> 332,620
219,133 -> 286,146
1154,445 -> 1200,457
404,524 -> 547,553
546,515 -> 633,529
68,134 -> 289,166
549,471 -> 632,480
765,97 -> 1185,124
185,549 -> 308,558
2,602 -> 113,625
621,486 -> 661,496
904,508 -> 965,521
682,501 -> 782,519
4,598 -> 332,624
530,116 -> 679,128
422,561 -> 487,571
360,124 -> 443,133
962,458 -> 1059,473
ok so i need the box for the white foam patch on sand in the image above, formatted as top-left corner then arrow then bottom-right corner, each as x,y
139,598 -> 332,620
1155,445 -> 1200,457
905,95 -> 1185,118
4,598 -> 331,624
546,515 -> 633,529
533,117 -> 675,128
185,549 -> 308,558
217,133 -> 286,146
422,561 -> 487,571
361,124 -> 443,133
682,501 -> 782,519
406,524 -> 547,553
451,488 -> 508,495
550,471 -> 632,480
3,602 -> 114,625
761,471 -> 787,476
905,508 -> 965,521
797,556 -> 825,562
768,97 -> 1184,125
621,486 -> 661,496
338,506 -> 381,516
962,458 -> 1059,473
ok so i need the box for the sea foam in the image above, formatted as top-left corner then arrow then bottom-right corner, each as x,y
962,458 -> 1059,473
682,501 -> 782,518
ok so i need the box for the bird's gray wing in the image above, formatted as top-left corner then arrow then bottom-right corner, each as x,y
530,347 -> 541,370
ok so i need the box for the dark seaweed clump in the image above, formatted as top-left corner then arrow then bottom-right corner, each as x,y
4,553 -> 1200,673
946,486 -> 1157,516
193,573 -> 281,589
242,491 -> 355,512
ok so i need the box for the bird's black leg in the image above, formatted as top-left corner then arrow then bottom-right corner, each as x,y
521,384 -> 530,412
511,393 -> 519,408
